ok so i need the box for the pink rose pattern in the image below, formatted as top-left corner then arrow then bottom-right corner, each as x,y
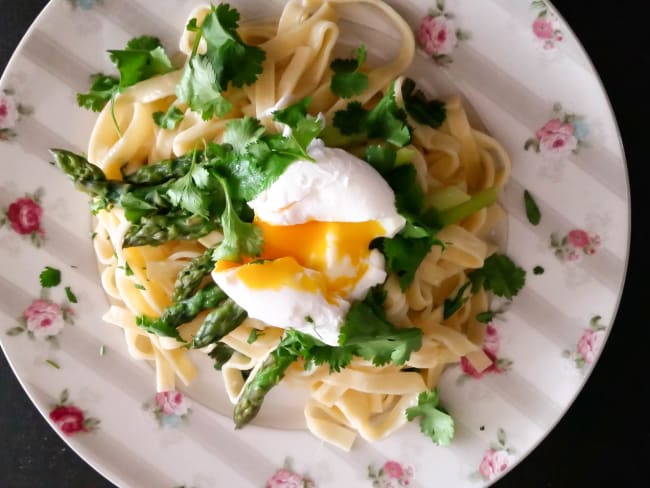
563,315 -> 607,370
368,460 -> 414,487
475,428 -> 515,482
550,229 -> 601,263
49,389 -> 100,436
7,297 -> 74,341
0,88 -> 32,141
416,0 -> 469,65
0,189 -> 46,247
460,325 -> 513,380
266,459 -> 314,488
146,390 -> 192,428
525,103 -> 589,159
530,1 -> 563,49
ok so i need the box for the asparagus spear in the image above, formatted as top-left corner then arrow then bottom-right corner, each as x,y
173,248 -> 217,301
51,149 -> 173,211
122,154 -> 193,184
233,347 -> 297,428
135,283 -> 227,338
123,212 -> 220,247
191,299 -> 247,349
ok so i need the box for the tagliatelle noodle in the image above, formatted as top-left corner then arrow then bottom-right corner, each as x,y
86,0 -> 513,451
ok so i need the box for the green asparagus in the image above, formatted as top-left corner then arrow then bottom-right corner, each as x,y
122,154 -> 194,184
191,299 -> 247,349
173,248 -> 217,301
123,212 -> 220,247
135,283 -> 227,338
233,347 -> 297,428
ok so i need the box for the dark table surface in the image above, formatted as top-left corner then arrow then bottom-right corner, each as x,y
1,0 -> 647,487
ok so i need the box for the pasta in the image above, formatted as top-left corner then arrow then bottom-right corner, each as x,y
82,0 -> 512,451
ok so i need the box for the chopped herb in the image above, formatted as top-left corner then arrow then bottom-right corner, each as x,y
45,359 -> 60,369
304,316 -> 314,324
247,329 -> 262,344
65,287 -> 78,304
100,345 -> 106,356
208,342 -> 235,370
134,283 -> 146,290
124,262 -> 134,276
39,266 -> 61,288
443,281 -> 471,319
533,265 -> 545,275
91,231 -> 97,240
475,311 -> 495,323
524,189 -> 541,225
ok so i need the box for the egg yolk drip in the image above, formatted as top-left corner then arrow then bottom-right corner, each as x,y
214,219 -> 386,302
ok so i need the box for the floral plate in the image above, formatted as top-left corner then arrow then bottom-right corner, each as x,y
0,0 -> 629,487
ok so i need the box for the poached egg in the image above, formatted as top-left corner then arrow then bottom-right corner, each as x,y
212,141 -> 405,345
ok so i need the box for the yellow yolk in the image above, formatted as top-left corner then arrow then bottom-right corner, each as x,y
215,219 -> 386,300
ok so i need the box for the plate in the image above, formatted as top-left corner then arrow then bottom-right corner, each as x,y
0,0 -> 629,487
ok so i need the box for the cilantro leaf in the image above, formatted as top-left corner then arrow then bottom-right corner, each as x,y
136,315 -> 184,341
405,389 -> 455,446
247,329 -> 261,344
77,74 -> 119,112
443,281 -> 471,319
166,153 -> 212,218
39,266 -> 61,288
153,106 -> 185,129
475,311 -> 495,323
208,342 -> 235,370
340,299 -> 423,366
330,45 -> 369,98
108,36 -> 173,89
380,235 -> 436,290
332,83 -> 411,146
332,101 -> 368,135
213,176 -> 263,262
223,116 -> 266,154
272,97 -> 323,154
401,78 -> 446,128
364,145 -> 396,174
201,4 -> 265,88
177,4 -> 265,119
177,56 -> 233,120
469,254 -> 526,299
524,189 -> 541,226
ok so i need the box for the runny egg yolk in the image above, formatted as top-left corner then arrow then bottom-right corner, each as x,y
214,218 -> 387,302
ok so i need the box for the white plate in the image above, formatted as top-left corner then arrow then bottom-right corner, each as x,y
0,0 -> 629,486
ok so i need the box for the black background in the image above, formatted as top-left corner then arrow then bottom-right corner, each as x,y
1,1 -> 647,486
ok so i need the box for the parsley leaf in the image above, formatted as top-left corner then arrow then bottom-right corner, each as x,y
247,329 -> 261,344
469,254 -> 526,300
77,74 -> 119,112
39,266 -> 61,288
524,189 -> 541,225
401,78 -> 446,128
379,235 -> 435,290
166,152 -> 213,218
443,281 -> 471,319
153,106 -> 185,129
533,265 -> 545,275
405,389 -> 455,446
213,175 -> 263,262
330,45 -> 369,98
332,101 -> 368,135
136,315 -> 183,341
